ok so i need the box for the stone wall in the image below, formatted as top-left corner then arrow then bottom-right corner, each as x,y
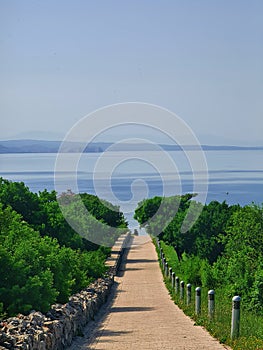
0,233 -> 130,350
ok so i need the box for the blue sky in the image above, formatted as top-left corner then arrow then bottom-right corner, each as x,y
1,0 -> 262,145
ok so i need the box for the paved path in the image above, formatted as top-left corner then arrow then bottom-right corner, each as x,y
68,236 -> 229,350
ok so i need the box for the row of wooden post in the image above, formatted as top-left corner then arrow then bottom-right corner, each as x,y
157,240 -> 241,340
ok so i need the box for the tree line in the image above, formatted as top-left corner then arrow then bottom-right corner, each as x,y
0,178 -> 127,316
134,195 -> 263,311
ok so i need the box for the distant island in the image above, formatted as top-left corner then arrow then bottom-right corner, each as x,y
0,139 -> 263,154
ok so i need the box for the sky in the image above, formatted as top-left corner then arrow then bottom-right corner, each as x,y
0,0 -> 262,145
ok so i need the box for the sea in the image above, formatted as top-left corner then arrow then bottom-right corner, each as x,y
0,150 -> 262,230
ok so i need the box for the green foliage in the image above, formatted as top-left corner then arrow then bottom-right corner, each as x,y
60,193 -> 125,247
136,196 -> 241,264
188,201 -> 238,263
157,240 -> 263,350
0,178 -> 127,250
80,193 -> 127,228
134,196 -> 162,225
0,178 -> 41,225
214,205 -> 263,309
0,178 -> 127,317
0,204 -> 109,315
250,264 -> 263,312
140,197 -> 263,347
151,200 -> 263,310
38,189 -> 85,249
135,194 -> 197,259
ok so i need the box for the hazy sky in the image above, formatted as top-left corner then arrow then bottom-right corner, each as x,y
1,0 -> 262,145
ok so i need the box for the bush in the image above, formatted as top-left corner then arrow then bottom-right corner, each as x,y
250,263 -> 263,312
0,204 -> 108,316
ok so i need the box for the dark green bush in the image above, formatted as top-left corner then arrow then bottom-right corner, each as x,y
0,178 -> 127,316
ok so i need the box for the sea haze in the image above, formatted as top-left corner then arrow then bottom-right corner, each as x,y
0,149 -> 262,208
1,149 -> 262,229
1,139 -> 263,154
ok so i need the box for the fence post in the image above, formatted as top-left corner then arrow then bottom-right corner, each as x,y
187,283 -> 192,305
175,277 -> 180,294
172,272 -> 175,288
208,290 -> 215,320
180,281 -> 185,300
165,262 -> 169,277
231,296 -> 241,340
169,267 -> 173,280
195,287 -> 201,315
163,257 -> 166,271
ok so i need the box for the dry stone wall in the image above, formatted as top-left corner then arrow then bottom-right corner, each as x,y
0,233 -> 130,350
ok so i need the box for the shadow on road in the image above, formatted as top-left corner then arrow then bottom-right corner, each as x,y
125,258 -> 158,264
110,306 -> 155,313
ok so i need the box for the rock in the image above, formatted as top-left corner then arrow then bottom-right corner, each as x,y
0,277 -> 113,349
0,233 -> 130,350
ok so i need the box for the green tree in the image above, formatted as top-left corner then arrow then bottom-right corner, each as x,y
187,201 -> 238,263
80,193 -> 127,228
0,203 -> 108,315
38,189 -> 85,249
0,177 -> 41,226
213,205 -> 263,307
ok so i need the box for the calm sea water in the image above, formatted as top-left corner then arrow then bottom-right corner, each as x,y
0,150 -> 262,228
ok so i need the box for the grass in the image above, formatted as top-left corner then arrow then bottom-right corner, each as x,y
155,239 -> 263,350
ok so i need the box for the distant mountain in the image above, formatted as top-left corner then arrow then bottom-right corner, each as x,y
0,139 -> 262,154
0,140 -> 107,154
0,140 -> 61,153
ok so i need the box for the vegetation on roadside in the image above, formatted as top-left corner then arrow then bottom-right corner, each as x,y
0,178 -> 127,316
135,195 -> 263,349
159,240 -> 263,350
